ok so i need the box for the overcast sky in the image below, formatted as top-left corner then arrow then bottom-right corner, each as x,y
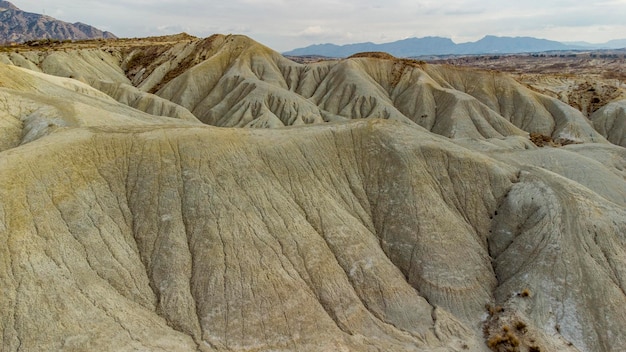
13,0 -> 626,52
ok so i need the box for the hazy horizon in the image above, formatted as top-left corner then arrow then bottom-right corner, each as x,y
11,0 -> 626,52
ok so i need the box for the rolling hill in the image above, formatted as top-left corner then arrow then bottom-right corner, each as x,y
0,34 -> 625,352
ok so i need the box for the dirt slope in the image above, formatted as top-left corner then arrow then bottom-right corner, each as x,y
0,35 -> 625,352
0,35 -> 607,143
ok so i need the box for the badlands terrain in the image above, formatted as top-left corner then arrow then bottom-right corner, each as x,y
0,34 -> 625,352
431,51 -> 626,118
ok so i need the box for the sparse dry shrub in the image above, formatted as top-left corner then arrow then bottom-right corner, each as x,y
487,330 -> 521,352
485,319 -> 533,352
487,334 -> 508,349
530,133 -> 579,147
530,133 -> 553,147
506,332 -> 520,347
554,138 -> 580,146
125,51 -> 145,69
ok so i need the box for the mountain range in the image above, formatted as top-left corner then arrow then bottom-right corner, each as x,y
0,0 -> 116,43
284,35 -> 626,58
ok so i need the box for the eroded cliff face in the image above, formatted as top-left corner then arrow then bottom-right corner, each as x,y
0,36 -> 625,352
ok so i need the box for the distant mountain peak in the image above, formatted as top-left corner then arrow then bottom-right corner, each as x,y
0,1 -> 18,10
0,1 -> 116,43
285,35 -> 626,57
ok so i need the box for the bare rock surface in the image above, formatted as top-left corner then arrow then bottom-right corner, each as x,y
591,99 -> 626,147
0,35 -> 626,352
0,1 -> 116,43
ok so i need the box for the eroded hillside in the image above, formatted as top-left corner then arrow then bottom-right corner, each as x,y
1,35 -> 626,352
434,51 -> 626,117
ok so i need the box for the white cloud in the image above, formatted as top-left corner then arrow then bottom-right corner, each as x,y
300,26 -> 326,36
11,0 -> 626,51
